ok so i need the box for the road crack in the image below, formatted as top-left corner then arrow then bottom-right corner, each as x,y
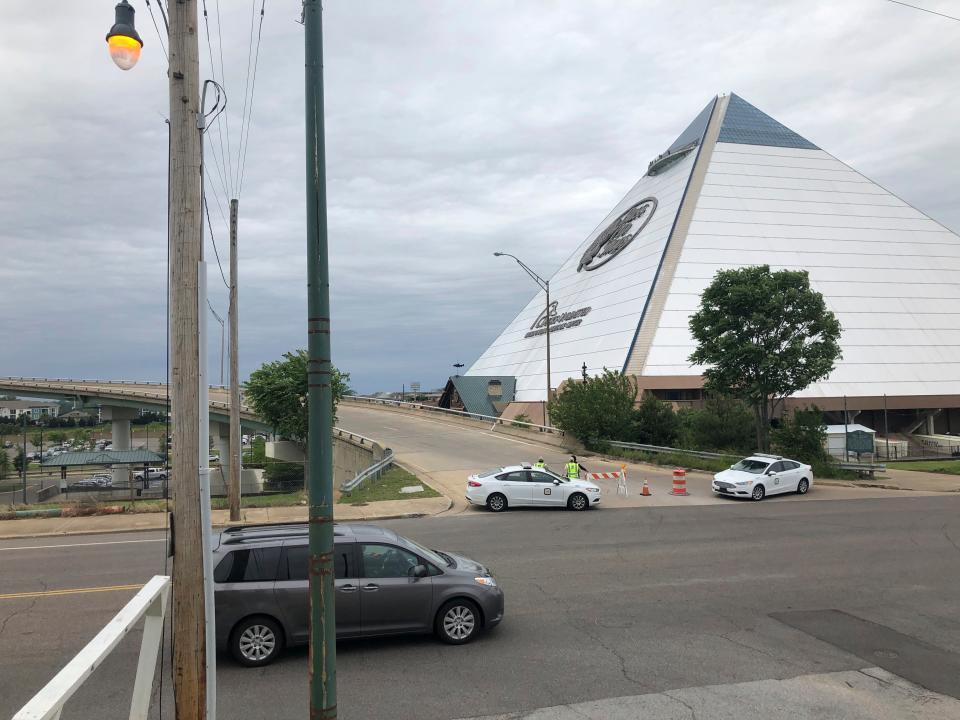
663,691 -> 699,720
0,580 -> 45,639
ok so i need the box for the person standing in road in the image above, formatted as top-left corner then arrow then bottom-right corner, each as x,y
565,455 -> 588,480
534,457 -> 548,471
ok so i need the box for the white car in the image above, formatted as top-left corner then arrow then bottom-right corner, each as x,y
712,454 -> 813,501
134,467 -> 168,482
466,464 -> 602,512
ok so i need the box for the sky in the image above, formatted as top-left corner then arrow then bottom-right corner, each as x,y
1,1 -> 958,395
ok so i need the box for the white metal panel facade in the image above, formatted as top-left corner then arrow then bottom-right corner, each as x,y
642,141 -> 960,399
468,150 -> 699,401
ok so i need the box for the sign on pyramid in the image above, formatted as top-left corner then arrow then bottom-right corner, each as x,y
469,93 -> 960,425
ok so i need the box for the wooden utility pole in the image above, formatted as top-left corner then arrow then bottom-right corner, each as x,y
228,198 -> 241,521
168,1 -> 207,717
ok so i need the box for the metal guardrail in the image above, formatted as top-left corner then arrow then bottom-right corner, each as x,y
607,440 -> 738,460
14,575 -> 170,720
340,448 -> 395,493
344,395 -> 563,435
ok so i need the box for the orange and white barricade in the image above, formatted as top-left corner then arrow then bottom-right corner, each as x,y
588,465 -> 628,497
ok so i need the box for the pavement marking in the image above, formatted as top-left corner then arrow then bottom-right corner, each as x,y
0,583 -> 144,600
0,538 -> 165,552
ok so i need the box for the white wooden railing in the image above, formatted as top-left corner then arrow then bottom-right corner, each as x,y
14,576 -> 171,720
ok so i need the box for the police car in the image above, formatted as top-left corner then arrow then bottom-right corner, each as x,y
465,463 -> 602,512
712,453 -> 813,501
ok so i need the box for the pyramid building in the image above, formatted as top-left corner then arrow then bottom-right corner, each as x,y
468,93 -> 960,434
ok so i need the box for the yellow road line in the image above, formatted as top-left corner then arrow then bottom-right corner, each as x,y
0,583 -> 143,600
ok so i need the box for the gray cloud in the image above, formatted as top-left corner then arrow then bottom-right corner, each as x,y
1,0 -> 957,393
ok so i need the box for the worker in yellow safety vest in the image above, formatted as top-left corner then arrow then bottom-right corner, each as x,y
565,455 -> 588,480
534,457 -> 547,470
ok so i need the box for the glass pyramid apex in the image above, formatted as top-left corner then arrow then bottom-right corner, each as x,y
718,93 -> 819,150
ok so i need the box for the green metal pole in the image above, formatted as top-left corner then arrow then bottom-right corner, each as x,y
304,2 -> 337,718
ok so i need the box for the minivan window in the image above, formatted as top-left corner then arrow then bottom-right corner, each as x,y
282,544 -> 350,581
214,547 -> 281,583
361,544 -> 422,578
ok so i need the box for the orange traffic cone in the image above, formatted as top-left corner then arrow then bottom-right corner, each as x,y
642,477 -> 651,496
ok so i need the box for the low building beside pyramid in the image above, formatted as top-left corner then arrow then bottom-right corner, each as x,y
468,93 -> 960,440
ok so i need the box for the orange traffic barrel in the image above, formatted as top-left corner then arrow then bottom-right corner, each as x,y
671,467 -> 688,496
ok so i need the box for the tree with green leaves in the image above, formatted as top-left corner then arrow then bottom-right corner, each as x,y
48,430 -> 68,445
772,406 -> 832,467
627,394 -> 679,447
13,448 -> 28,474
679,395 -> 756,454
245,350 -> 351,446
549,369 -> 636,447
0,449 -> 9,480
688,265 -> 842,451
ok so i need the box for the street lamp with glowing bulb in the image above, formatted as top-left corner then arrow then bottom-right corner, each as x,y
106,0 -> 144,71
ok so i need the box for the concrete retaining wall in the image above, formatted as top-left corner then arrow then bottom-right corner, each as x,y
266,430 -> 387,489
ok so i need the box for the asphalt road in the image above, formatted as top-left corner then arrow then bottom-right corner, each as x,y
3,496 -> 960,719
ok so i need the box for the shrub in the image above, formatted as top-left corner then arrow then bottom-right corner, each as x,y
681,395 -> 756,454
771,406 -> 832,465
263,460 -> 305,491
549,370 -> 636,447
627,394 -> 679,446
511,413 -> 532,428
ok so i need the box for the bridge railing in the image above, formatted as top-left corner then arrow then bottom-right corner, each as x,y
344,395 -> 563,436
14,575 -> 170,720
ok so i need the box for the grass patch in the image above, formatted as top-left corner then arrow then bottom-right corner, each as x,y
603,445 -> 735,473
889,459 -> 960,475
338,466 -> 439,504
213,491 -> 308,509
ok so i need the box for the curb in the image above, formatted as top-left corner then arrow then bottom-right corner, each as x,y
0,497 -> 457,541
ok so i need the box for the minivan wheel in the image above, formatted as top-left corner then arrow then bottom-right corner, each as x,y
797,478 -> 809,495
567,493 -> 588,511
231,616 -> 284,667
487,493 -> 507,513
751,485 -> 765,501
436,599 -> 481,644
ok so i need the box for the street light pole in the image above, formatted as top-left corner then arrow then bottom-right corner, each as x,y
493,252 -> 552,427
304,2 -> 338,717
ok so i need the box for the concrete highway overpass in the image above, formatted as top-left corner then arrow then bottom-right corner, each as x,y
0,377 -> 271,488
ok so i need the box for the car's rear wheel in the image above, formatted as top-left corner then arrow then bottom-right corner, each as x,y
230,616 -> 284,667
751,484 -> 766,501
435,599 -> 481,644
797,478 -> 809,495
486,493 -> 507,512
567,492 -> 588,511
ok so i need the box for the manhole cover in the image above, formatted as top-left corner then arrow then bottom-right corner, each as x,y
873,649 -> 899,659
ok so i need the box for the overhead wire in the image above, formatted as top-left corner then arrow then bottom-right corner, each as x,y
882,0 -> 960,21
143,0 -> 168,58
203,195 -> 231,290
215,0 -> 236,197
237,0 -> 266,197
200,2 -> 232,202
236,0 -> 257,193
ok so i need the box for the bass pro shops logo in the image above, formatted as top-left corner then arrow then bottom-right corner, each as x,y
578,197 -> 658,272
525,301 -> 592,339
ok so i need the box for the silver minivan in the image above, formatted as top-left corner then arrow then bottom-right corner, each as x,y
213,522 -> 505,666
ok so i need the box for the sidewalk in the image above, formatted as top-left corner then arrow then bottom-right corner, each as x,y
0,496 -> 452,540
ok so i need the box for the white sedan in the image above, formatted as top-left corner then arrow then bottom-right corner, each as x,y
712,454 -> 813,501
466,464 -> 602,512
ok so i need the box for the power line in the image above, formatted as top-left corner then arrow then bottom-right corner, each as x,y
238,0 -> 266,197
201,1 -> 232,200
143,0 -> 168,58
883,0 -> 960,21
236,0 -> 257,193
215,0 -> 236,197
203,195 -> 231,289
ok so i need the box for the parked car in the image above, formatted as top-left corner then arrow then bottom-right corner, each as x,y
465,464 -> 601,512
133,467 -> 168,482
214,522 -> 504,666
77,474 -> 113,488
712,453 -> 813,500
